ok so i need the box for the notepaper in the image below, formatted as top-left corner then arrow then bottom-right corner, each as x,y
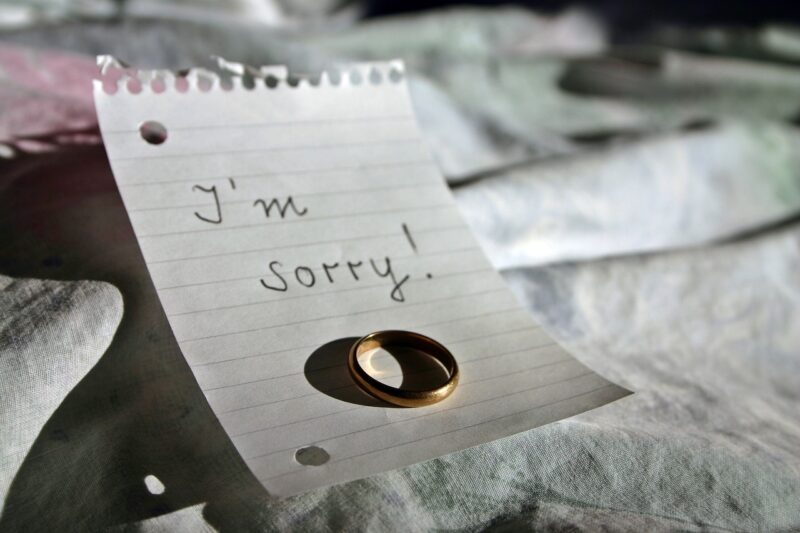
93,58 -> 630,497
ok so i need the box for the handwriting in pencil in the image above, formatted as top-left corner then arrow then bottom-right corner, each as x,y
260,255 -> 410,302
189,180 -> 421,302
192,184 -> 223,224
191,178 -> 309,225
253,196 -> 308,219
258,223 -> 424,303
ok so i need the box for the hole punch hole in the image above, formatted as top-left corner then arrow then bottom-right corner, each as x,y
220,77 -> 234,91
328,70 -> 342,86
369,68 -> 382,85
144,474 -> 165,495
242,74 -> 256,90
175,76 -> 189,93
197,76 -> 213,92
139,121 -> 168,145
349,70 -> 363,85
126,78 -> 143,94
287,75 -> 301,88
294,446 -> 330,466
389,68 -> 403,83
151,77 -> 166,94
101,79 -> 118,95
264,75 -> 279,89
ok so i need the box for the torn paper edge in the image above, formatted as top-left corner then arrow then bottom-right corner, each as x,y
94,55 -> 407,95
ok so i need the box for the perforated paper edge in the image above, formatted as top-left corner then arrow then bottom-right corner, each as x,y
94,55 -> 407,95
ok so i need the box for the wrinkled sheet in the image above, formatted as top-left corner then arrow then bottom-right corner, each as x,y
1,6 -> 799,531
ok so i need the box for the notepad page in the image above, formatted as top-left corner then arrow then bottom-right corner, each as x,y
93,59 -> 630,497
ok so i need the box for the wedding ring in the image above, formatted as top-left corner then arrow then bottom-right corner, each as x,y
348,330 -> 459,408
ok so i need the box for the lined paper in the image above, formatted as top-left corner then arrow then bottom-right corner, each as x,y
94,60 -> 629,497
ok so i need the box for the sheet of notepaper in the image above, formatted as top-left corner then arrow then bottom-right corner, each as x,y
93,58 -> 630,497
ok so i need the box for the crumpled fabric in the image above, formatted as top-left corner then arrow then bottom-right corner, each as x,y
0,275 -> 122,503
455,121 -> 800,267
0,45 -> 98,152
1,6 -> 799,532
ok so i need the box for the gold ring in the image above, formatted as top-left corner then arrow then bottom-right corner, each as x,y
348,330 -> 459,408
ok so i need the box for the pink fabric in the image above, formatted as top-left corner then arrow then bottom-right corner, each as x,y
0,45 -> 98,150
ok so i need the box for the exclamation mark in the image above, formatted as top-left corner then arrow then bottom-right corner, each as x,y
401,222 -> 417,252
402,223 -> 433,279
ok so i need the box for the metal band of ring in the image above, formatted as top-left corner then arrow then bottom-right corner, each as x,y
348,330 -> 459,408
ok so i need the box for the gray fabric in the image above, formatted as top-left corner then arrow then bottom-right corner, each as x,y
455,121 -> 800,268
0,276 -> 122,502
1,5 -> 799,532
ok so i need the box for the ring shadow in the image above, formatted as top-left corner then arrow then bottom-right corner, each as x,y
0,144 -> 450,531
304,337 -> 452,407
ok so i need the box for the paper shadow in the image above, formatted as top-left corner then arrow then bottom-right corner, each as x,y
304,337 -> 451,408
0,144 -> 267,532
